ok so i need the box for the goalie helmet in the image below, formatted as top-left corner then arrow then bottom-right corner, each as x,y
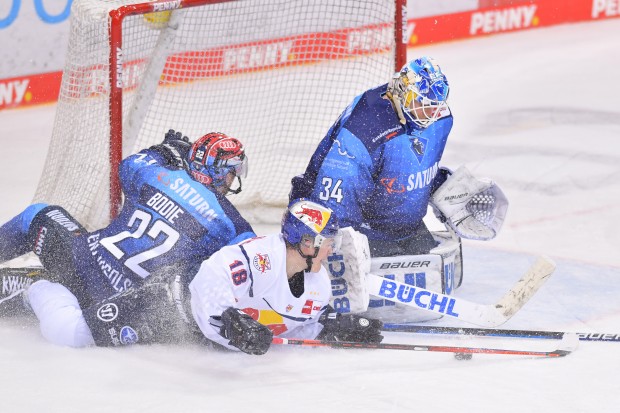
187,132 -> 248,195
387,56 -> 450,128
282,199 -> 340,253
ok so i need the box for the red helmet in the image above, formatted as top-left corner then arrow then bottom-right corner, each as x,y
187,132 -> 248,194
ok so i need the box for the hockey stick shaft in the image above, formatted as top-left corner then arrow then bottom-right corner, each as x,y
383,323 -> 620,342
365,255 -> 556,328
272,334 -> 577,357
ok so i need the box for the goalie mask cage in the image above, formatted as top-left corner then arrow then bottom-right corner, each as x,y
34,0 -> 407,230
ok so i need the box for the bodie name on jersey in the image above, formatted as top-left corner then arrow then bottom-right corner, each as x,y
146,192 -> 185,224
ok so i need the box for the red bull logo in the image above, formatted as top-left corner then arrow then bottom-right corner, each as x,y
297,205 -> 323,225
242,308 -> 287,335
253,253 -> 271,273
293,202 -> 331,233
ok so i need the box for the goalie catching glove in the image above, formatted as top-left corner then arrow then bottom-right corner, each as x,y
431,165 -> 508,241
149,129 -> 192,170
220,307 -> 273,355
317,310 -> 384,343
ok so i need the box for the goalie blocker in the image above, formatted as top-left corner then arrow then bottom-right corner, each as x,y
325,227 -> 462,323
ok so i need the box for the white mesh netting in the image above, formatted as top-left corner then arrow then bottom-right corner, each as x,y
34,0 -> 399,229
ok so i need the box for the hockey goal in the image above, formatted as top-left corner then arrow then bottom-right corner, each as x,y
34,0 -> 407,230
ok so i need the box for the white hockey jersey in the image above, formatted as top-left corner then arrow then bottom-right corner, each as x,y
189,233 -> 331,351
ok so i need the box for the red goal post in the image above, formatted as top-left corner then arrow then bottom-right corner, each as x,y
34,0 -> 407,229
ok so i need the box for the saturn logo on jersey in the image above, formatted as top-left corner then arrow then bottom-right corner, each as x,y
380,177 -> 406,194
253,253 -> 271,273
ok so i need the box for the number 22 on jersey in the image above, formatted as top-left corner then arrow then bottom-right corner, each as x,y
100,209 -> 180,278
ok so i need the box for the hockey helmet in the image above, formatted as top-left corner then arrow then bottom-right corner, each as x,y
187,132 -> 248,194
282,199 -> 340,252
388,56 -> 450,127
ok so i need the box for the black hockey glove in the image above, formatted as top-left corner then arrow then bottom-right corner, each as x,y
220,307 -> 273,355
149,129 -> 192,170
317,311 -> 384,344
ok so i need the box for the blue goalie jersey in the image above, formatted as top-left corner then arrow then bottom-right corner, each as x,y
74,149 -> 255,301
290,84 -> 453,241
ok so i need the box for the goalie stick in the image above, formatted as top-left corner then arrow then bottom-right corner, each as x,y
365,255 -> 556,328
272,332 -> 578,358
383,324 -> 620,343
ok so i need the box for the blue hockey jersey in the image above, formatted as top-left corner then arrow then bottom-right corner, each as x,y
290,84 -> 453,241
75,149 -> 255,301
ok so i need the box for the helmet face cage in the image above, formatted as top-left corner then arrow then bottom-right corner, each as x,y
282,199 -> 340,251
188,132 -> 248,192
397,57 -> 450,128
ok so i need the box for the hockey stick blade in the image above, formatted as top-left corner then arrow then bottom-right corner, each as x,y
383,324 -> 620,343
365,255 -> 556,328
273,333 -> 578,357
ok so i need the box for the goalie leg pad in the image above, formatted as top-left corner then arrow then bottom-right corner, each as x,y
26,280 -> 95,347
361,232 -> 463,323
324,227 -> 371,314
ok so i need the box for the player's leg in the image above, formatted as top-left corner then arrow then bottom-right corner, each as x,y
26,205 -> 90,306
80,281 -> 189,347
367,222 -> 438,257
0,203 -> 49,262
26,280 -> 95,347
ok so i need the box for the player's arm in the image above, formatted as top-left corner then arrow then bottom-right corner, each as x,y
117,129 -> 191,196
189,250 -> 272,355
309,128 -> 374,228
315,307 -> 383,343
148,129 -> 192,170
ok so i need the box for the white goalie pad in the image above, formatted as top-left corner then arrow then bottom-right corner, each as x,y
324,227 -> 463,324
324,227 -> 371,314
361,231 -> 462,323
431,165 -> 508,241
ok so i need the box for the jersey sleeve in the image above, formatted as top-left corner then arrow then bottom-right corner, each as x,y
307,128 -> 375,229
118,149 -> 167,200
188,247 -> 252,351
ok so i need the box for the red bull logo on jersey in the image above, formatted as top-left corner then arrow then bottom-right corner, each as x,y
293,203 -> 332,233
253,253 -> 271,273
242,308 -> 288,335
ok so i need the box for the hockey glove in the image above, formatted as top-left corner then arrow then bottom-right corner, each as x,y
317,311 -> 383,343
220,307 -> 273,355
149,129 -> 192,170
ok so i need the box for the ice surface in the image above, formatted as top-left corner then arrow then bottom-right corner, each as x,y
1,18 -> 619,413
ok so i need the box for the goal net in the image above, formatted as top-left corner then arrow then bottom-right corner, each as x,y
34,0 -> 405,230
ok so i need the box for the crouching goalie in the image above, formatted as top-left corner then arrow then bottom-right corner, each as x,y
289,56 -> 508,322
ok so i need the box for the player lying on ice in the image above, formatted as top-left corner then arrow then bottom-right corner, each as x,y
186,199 -> 383,355
289,56 -> 509,323
0,129 -> 256,345
1,196 -> 382,354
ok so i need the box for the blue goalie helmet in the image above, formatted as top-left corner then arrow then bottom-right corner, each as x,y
389,56 -> 450,127
281,199 -> 340,250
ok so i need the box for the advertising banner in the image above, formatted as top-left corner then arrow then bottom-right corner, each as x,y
1,0 -> 618,111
